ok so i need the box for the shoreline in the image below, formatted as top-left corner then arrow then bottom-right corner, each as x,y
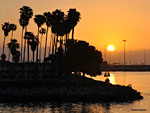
0,76 -> 143,103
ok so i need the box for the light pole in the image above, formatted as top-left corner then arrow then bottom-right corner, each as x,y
123,40 -> 127,70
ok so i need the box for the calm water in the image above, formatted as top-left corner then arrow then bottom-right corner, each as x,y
0,72 -> 150,113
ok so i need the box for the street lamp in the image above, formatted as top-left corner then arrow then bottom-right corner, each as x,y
123,40 -> 127,70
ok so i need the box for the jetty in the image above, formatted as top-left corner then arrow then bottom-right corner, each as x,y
0,72 -> 143,102
102,62 -> 150,71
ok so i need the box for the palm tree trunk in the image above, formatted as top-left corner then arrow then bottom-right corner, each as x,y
1,36 -> 6,79
23,27 -> 27,63
64,33 -> 67,54
23,39 -> 26,63
48,33 -> 52,55
8,31 -> 14,61
52,35 -> 55,55
60,36 -> 63,47
39,34 -> 42,62
71,28 -> 74,42
44,26 -> 49,62
55,34 -> 59,54
27,39 -> 30,63
2,36 -> 6,55
21,27 -> 24,63
36,27 -> 40,63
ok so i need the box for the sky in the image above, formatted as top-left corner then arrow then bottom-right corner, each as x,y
0,0 -> 150,64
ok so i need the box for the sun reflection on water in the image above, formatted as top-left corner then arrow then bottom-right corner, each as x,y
108,73 -> 115,84
86,72 -> 116,84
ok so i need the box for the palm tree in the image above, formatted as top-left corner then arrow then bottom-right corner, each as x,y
19,6 -> 33,63
51,9 -> 65,54
67,9 -> 80,42
19,18 -> 28,63
7,39 -> 20,63
63,19 -> 72,54
39,28 -> 46,61
1,22 -> 11,60
13,51 -> 20,63
34,14 -> 46,62
20,6 -> 33,19
43,12 -> 52,61
9,24 -> 17,39
29,36 -> 39,62
57,18 -> 71,49
7,39 -> 20,80
24,32 -> 34,62
8,23 -> 17,61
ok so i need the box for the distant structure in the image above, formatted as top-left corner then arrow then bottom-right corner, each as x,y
123,40 -> 127,70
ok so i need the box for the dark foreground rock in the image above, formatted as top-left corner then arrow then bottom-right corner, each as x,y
0,84 -> 143,103
0,75 -> 143,102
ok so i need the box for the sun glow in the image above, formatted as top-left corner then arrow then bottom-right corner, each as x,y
107,45 -> 115,51
108,73 -> 115,84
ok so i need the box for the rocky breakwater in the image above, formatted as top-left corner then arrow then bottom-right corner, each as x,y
0,84 -> 143,102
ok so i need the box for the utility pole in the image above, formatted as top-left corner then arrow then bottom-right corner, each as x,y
123,40 -> 127,71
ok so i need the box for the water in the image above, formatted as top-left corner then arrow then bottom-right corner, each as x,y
0,72 -> 150,113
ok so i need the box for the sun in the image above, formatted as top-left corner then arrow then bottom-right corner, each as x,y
107,45 -> 115,51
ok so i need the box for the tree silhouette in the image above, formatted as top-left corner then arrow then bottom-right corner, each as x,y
13,51 -> 20,63
34,14 -> 46,62
63,40 -> 103,76
43,12 -> 52,61
19,18 -> 28,62
67,9 -> 80,42
63,18 -> 72,54
39,28 -> 46,62
1,54 -> 6,61
7,39 -> 20,80
24,32 -> 34,62
19,6 -> 33,63
51,9 -> 65,54
8,23 -> 17,61
29,36 -> 39,62
7,39 -> 20,63
1,22 -> 11,60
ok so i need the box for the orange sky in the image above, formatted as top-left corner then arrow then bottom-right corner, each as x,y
0,0 -> 150,53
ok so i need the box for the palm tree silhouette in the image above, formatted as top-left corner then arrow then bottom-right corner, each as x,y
51,9 -> 64,54
19,18 -> 28,63
13,51 -> 20,63
8,23 -> 17,61
20,6 -> 33,19
67,9 -> 80,42
24,32 -> 34,62
1,22 -> 11,60
9,24 -> 17,39
34,14 -> 46,62
7,39 -> 20,63
43,12 -> 52,61
63,19 -> 72,54
29,36 -> 39,62
7,39 -> 20,80
19,6 -> 33,63
39,28 -> 46,62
